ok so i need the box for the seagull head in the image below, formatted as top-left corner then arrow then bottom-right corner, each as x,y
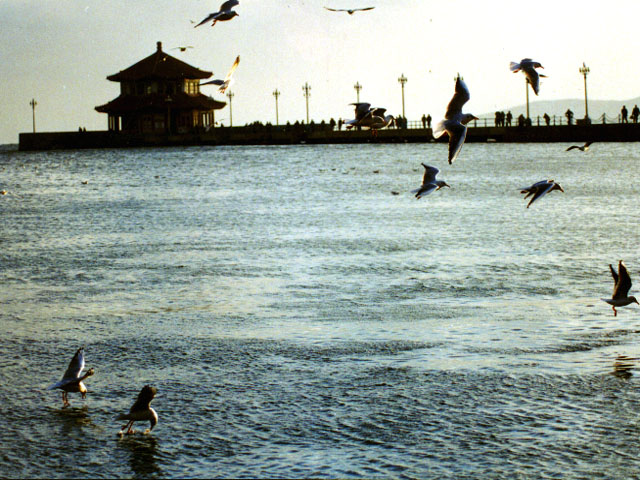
461,114 -> 478,125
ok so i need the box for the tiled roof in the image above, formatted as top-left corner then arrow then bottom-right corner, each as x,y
95,92 -> 225,113
106,41 -> 212,81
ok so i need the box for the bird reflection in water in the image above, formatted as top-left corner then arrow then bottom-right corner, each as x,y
611,355 -> 638,379
118,434 -> 162,478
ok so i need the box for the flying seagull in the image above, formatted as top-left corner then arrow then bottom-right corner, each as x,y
47,347 -> 95,408
566,141 -> 593,152
194,0 -> 239,28
172,46 -> 194,52
602,261 -> 639,316
200,55 -> 240,94
510,58 -> 546,96
117,385 -> 159,435
324,6 -> 375,14
345,103 -> 394,133
432,75 -> 478,164
411,163 -> 450,199
519,180 -> 563,208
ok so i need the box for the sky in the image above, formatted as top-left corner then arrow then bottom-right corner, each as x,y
1,0 -> 640,144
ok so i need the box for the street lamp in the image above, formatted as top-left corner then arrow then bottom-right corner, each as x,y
226,91 -> 234,127
354,81 -> 362,103
272,89 -> 281,125
579,62 -> 590,120
29,98 -> 37,133
398,74 -> 407,118
302,82 -> 311,124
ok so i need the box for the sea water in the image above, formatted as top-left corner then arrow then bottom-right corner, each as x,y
1,142 -> 640,478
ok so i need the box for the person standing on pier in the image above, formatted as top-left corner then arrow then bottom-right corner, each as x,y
631,105 -> 639,123
621,105 -> 628,123
565,109 -> 574,125
543,113 -> 550,126
506,111 -> 512,126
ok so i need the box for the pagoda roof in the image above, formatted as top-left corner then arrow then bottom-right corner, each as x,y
106,41 -> 212,81
95,92 -> 226,114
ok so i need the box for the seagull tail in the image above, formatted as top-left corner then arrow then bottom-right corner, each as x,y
509,62 -> 521,72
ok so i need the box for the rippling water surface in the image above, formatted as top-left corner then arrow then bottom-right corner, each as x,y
2,142 -> 640,478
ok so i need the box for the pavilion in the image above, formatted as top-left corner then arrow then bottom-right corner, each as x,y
95,41 -> 225,134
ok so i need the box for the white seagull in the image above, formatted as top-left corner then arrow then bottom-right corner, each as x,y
602,261 -> 639,316
194,0 -> 239,28
411,163 -> 450,199
47,347 -> 95,408
200,55 -> 240,94
117,385 -> 159,435
324,6 -> 375,14
432,75 -> 478,164
510,58 -> 546,96
519,179 -> 564,208
566,141 -> 593,152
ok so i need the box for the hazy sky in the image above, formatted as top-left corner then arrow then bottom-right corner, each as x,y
1,0 -> 639,143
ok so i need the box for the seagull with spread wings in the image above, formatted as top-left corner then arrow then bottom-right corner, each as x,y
519,180 -> 564,208
411,163 -> 450,199
602,261 -> 639,316
200,55 -> 240,94
566,141 -> 593,152
194,0 -> 239,28
510,58 -> 546,96
432,75 -> 478,164
47,347 -> 95,408
324,6 -> 375,14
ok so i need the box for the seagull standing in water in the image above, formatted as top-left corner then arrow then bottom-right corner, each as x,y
432,75 -> 478,164
200,55 -> 240,94
602,261 -> 639,316
194,0 -> 239,28
566,141 -> 593,152
411,163 -> 450,199
47,347 -> 95,408
510,58 -> 546,95
117,385 -> 159,435
519,179 -> 564,208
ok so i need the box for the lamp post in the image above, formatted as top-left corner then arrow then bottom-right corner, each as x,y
226,91 -> 234,127
354,81 -> 362,103
272,89 -> 281,125
29,98 -> 37,133
398,74 -> 407,118
525,78 -> 530,120
579,62 -> 590,120
302,82 -> 311,124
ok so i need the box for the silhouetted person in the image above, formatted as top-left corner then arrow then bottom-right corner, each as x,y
337,118 -> 343,130
517,114 -> 525,127
525,117 -> 532,127
632,105 -> 640,123
426,114 -> 432,128
506,111 -> 513,126
421,114 -> 427,128
621,105 -> 628,123
565,109 -> 574,125
329,118 -> 336,130
543,113 -> 550,126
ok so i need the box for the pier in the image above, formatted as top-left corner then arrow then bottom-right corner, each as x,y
18,121 -> 640,151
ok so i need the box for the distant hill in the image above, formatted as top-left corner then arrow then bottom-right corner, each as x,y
481,97 -> 640,123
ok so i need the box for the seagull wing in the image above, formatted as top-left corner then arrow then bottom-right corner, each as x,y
613,261 -> 633,299
194,13 -> 216,27
609,263 -> 619,292
355,6 -> 375,11
200,79 -> 224,86
219,0 -> 239,12
224,56 -> 240,83
351,102 -> 371,120
421,163 -> 439,185
444,77 -> 471,119
371,107 -> 387,117
48,347 -> 85,389
524,69 -> 540,95
446,122 -> 468,164
566,145 -> 579,151
509,61 -> 521,73
324,7 -> 341,11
